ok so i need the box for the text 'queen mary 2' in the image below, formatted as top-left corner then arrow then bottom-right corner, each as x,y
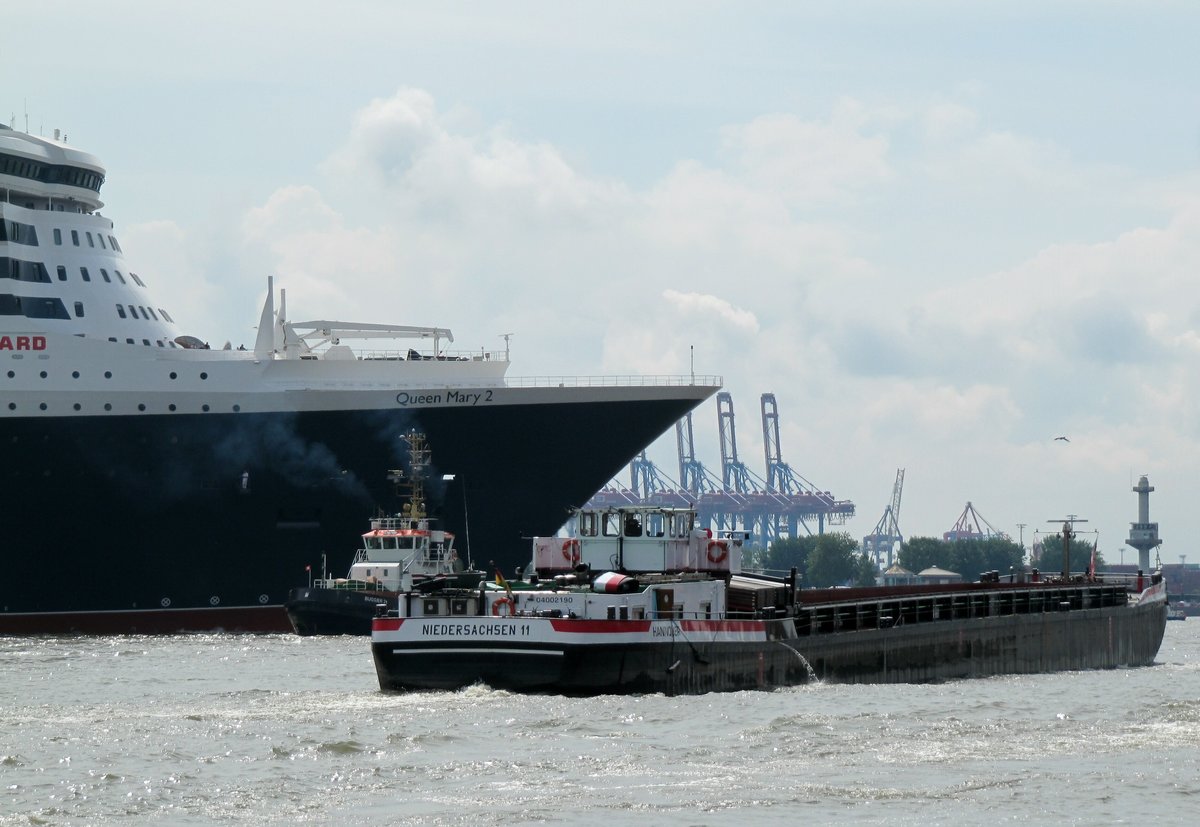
0,124 -> 720,634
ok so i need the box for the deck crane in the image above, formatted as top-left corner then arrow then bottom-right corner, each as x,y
862,469 -> 905,566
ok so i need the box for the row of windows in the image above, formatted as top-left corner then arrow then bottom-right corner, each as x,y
51,228 -> 121,252
0,152 -> 105,193
53,263 -> 144,288
0,292 -> 70,319
0,219 -> 38,246
116,303 -> 172,323
0,292 -> 174,325
5,258 -> 143,290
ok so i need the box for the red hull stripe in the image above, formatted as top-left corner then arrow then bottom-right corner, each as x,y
370,617 -> 768,634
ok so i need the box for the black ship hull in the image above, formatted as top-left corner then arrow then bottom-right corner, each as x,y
285,586 -> 393,636
0,394 -> 701,633
372,584 -> 1168,695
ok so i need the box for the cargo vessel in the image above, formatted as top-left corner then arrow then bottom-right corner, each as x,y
0,125 -> 719,633
371,505 -> 1168,694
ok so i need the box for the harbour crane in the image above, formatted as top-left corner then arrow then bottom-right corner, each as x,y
944,501 -> 1008,541
862,469 -> 904,566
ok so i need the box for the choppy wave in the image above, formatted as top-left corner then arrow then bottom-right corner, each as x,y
0,626 -> 1197,825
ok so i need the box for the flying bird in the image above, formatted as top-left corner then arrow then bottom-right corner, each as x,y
1054,436 -> 1070,442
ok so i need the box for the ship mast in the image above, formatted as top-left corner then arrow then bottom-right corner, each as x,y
387,431 -> 432,527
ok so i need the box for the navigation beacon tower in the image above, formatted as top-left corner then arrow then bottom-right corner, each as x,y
1125,475 -> 1161,571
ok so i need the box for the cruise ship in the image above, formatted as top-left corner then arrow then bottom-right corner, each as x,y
0,124 -> 720,633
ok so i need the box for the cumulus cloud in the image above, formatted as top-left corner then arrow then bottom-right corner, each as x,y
222,87 -> 1200,547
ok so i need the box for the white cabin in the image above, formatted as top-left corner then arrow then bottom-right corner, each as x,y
533,506 -> 741,576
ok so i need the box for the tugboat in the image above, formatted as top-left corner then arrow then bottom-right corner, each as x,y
371,506 -> 1169,695
286,432 -> 483,635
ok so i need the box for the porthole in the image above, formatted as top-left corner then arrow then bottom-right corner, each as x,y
72,371 -> 80,379
258,594 -> 269,604
168,404 -> 176,412
202,404 -> 210,412
7,403 -> 14,411
160,597 -> 171,608
232,404 -> 241,412
73,403 -> 81,411
104,371 -> 112,379
200,372 -> 208,380
169,372 -> 177,380
39,403 -> 46,411
209,596 -> 220,606
39,371 -> 47,379
104,403 -> 112,411
137,403 -> 146,412
6,371 -> 12,378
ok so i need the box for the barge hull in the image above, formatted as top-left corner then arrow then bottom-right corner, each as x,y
372,599 -> 1167,694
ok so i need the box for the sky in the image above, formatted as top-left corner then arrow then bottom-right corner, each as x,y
5,1 -> 1200,565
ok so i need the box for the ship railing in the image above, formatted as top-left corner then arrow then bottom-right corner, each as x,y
502,374 -> 724,388
333,348 -> 506,362
313,577 -> 381,591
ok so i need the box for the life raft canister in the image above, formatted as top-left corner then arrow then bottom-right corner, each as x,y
492,597 -> 515,617
706,539 -> 729,565
561,538 -> 581,565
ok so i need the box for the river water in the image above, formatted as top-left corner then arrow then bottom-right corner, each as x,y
2,623 -> 1197,825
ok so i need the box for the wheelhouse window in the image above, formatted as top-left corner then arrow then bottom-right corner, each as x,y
577,511 -> 599,537
603,512 -> 621,537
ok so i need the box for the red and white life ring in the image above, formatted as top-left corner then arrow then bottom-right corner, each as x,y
492,597 -> 515,617
706,539 -> 729,565
561,538 -> 581,564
